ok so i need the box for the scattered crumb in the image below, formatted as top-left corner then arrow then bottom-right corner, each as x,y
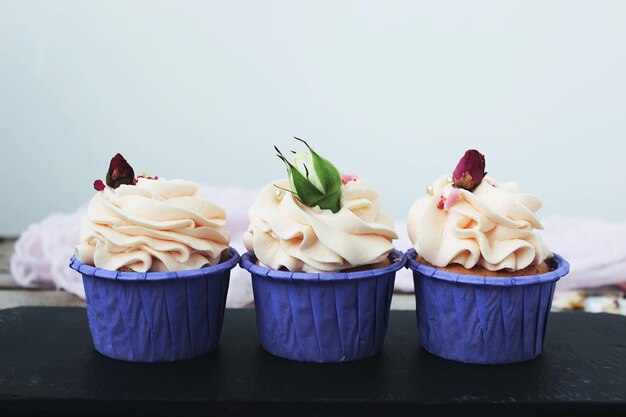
552,291 -> 586,311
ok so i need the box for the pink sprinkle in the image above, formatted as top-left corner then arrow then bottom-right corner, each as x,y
342,174 -> 359,185
437,197 -> 445,210
444,189 -> 461,210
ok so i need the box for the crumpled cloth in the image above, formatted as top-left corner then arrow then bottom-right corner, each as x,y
11,209 -> 87,298
10,185 -> 626,306
539,216 -> 626,290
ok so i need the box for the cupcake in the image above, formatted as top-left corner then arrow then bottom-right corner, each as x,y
241,138 -> 404,362
406,150 -> 569,364
70,154 -> 239,362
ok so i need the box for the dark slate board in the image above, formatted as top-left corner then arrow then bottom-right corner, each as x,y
0,307 -> 624,416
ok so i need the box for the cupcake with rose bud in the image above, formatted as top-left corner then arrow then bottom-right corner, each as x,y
406,149 -> 569,364
241,138 -> 404,362
70,153 -> 240,362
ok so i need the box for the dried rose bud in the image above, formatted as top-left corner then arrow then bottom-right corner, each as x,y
105,153 -> 135,189
452,149 -> 486,191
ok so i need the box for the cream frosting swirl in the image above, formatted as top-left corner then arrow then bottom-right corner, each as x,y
76,178 -> 230,272
407,175 -> 551,271
243,179 -> 398,272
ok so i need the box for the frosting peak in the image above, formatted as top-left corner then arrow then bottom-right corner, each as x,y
407,175 -> 551,271
76,178 -> 230,272
244,179 -> 398,272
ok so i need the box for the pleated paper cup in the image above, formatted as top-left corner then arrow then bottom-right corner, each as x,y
240,250 -> 405,363
405,249 -> 570,365
69,248 -> 240,363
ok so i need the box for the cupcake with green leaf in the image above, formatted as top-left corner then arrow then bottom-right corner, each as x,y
241,138 -> 404,363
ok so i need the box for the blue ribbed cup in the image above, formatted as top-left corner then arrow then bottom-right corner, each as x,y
69,248 -> 239,363
240,250 -> 405,363
405,249 -> 569,364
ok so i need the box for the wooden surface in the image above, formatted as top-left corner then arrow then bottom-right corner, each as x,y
0,238 -> 14,288
1,307 -> 625,417
0,238 -> 86,310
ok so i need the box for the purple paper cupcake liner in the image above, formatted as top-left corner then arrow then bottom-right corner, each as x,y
240,250 -> 405,363
69,247 -> 240,363
405,249 -> 570,364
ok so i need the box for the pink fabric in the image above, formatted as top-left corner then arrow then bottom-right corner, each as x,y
11,209 -> 86,298
10,186 -> 626,305
539,216 -> 626,290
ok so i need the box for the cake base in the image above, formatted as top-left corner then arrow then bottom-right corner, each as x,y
342,258 -> 391,273
415,256 -> 551,277
69,248 -> 241,363
242,250 -> 405,362
254,258 -> 393,274
406,249 -> 570,364
114,250 -> 232,273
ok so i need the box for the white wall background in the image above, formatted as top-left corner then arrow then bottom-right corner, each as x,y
1,0 -> 625,235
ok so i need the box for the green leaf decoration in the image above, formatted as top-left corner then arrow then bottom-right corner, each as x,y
294,137 -> 342,196
315,191 -> 341,213
275,139 -> 343,213
275,147 -> 325,205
